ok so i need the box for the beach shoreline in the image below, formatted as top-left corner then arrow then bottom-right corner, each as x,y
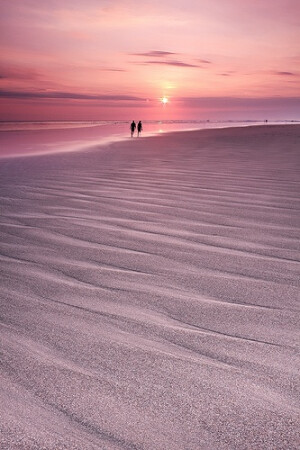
1,124 -> 299,449
1,120 -> 298,159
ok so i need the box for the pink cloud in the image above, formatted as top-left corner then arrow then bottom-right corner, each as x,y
137,60 -> 199,68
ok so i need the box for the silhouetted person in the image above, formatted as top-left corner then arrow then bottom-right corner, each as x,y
137,121 -> 143,137
130,120 -> 136,137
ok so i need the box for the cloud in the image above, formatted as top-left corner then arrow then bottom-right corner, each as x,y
138,60 -> 199,68
274,71 -> 296,76
131,50 -> 177,57
0,89 -> 145,101
131,50 -> 199,68
177,96 -> 300,109
100,68 -> 127,72
0,66 -> 42,81
198,59 -> 212,64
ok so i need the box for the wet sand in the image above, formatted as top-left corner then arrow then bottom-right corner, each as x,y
1,125 -> 299,449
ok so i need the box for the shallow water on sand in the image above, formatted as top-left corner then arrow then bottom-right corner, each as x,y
0,119 -> 296,158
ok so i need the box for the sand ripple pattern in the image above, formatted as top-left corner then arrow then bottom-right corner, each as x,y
1,126 -> 300,449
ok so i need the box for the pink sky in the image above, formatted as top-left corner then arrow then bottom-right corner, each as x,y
0,0 -> 299,120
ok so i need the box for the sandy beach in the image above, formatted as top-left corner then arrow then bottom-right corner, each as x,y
1,125 -> 299,449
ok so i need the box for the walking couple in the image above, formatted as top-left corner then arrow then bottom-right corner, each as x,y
130,120 -> 142,137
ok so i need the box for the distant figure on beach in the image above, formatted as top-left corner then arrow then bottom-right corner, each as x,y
137,121 -> 143,137
130,120 -> 136,137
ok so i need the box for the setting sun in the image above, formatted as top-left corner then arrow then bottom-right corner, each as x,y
161,97 -> 169,105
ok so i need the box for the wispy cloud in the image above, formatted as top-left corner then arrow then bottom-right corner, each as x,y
0,66 -> 42,81
218,70 -> 236,76
177,96 -> 300,109
274,71 -> 297,76
131,50 -> 200,68
100,68 -> 127,72
137,60 -> 199,68
198,59 -> 212,64
0,89 -> 145,101
131,50 -> 177,57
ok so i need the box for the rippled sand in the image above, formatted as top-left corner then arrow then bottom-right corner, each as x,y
1,125 -> 299,449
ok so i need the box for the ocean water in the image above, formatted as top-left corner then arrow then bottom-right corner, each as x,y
0,119 -> 297,158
